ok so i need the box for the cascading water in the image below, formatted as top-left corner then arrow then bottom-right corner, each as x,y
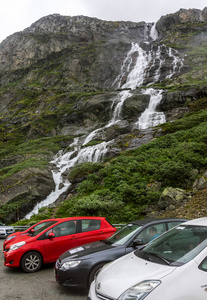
150,23 -> 158,41
25,23 -> 184,218
25,137 -> 110,218
136,89 -> 166,130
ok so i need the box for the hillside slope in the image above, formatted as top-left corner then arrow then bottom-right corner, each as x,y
0,8 -> 207,224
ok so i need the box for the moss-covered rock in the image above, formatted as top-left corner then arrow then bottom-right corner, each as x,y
158,187 -> 187,211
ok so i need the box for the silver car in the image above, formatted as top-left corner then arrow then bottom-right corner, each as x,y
0,222 -> 15,238
88,217 -> 207,300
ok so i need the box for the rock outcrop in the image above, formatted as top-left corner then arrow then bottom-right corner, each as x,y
156,7 -> 207,36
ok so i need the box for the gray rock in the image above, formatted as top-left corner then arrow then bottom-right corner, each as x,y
0,167 -> 55,221
193,171 -> 207,190
158,187 -> 186,210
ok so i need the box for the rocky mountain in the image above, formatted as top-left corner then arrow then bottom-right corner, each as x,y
0,7 -> 207,223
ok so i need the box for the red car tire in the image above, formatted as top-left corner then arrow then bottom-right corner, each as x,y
20,251 -> 43,273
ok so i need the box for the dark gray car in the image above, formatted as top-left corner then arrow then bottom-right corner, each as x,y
55,218 -> 187,289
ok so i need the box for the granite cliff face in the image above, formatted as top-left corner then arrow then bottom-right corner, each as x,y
0,7 -> 207,222
0,15 -> 150,87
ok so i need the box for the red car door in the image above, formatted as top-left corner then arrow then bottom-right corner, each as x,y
43,221 -> 79,263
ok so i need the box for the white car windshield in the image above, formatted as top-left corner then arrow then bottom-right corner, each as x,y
135,225 -> 207,266
106,224 -> 141,245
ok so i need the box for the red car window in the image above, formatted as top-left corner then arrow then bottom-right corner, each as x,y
33,221 -> 57,236
81,220 -> 101,232
46,221 -> 77,237
33,221 -> 51,231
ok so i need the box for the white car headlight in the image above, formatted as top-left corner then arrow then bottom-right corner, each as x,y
6,235 -> 16,241
62,260 -> 81,270
9,241 -> 26,251
118,280 -> 161,300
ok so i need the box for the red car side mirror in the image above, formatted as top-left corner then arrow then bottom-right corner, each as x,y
48,232 -> 55,238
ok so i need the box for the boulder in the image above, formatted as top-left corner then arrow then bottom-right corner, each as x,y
158,187 -> 186,210
122,93 -> 150,120
193,171 -> 207,190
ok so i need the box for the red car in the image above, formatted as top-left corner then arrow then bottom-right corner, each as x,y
3,218 -> 62,249
3,217 -> 116,273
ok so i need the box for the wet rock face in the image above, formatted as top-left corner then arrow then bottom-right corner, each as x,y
122,93 -> 150,120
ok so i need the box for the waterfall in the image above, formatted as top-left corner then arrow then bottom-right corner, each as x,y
150,23 -> 158,41
25,24 -> 184,218
137,89 -> 166,129
25,151 -> 71,218
112,41 -> 184,130
109,90 -> 132,125
113,43 -> 152,89
166,47 -> 184,79
149,45 -> 165,82
25,138 -> 111,218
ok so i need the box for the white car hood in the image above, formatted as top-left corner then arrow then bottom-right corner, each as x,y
0,226 -> 14,230
95,251 -> 176,299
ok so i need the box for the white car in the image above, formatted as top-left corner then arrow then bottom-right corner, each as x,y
88,217 -> 207,300
0,222 -> 15,238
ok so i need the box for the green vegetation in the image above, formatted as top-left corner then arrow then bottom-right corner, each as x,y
0,135 -> 74,159
7,94 -> 207,225
68,162 -> 104,182
54,107 -> 207,222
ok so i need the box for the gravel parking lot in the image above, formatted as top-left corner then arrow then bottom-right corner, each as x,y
0,239 -> 87,300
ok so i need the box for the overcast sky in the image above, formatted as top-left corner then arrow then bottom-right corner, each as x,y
0,0 -> 206,42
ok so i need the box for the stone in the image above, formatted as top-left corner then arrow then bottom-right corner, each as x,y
158,187 -> 186,210
193,172 -> 207,190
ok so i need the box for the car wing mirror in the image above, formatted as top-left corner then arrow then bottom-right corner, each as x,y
48,232 -> 55,238
133,238 -> 144,246
30,229 -> 35,233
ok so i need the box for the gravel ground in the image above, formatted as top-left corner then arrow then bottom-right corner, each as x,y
0,239 -> 87,300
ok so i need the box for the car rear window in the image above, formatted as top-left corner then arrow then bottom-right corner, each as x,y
106,224 -> 141,245
81,220 -> 101,232
167,221 -> 184,230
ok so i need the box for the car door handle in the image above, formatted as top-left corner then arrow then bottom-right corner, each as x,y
71,236 -> 77,239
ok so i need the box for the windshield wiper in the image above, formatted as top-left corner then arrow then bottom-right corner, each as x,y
144,252 -> 171,265
102,240 -> 112,245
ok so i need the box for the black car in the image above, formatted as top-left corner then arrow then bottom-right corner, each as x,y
55,218 -> 187,289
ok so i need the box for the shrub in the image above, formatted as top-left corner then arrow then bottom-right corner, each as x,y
68,162 -> 103,182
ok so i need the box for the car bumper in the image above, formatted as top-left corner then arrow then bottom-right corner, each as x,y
55,260 -> 89,288
3,250 -> 21,268
0,228 -> 15,238
88,280 -> 98,300
0,231 -> 14,238
0,233 -> 8,238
